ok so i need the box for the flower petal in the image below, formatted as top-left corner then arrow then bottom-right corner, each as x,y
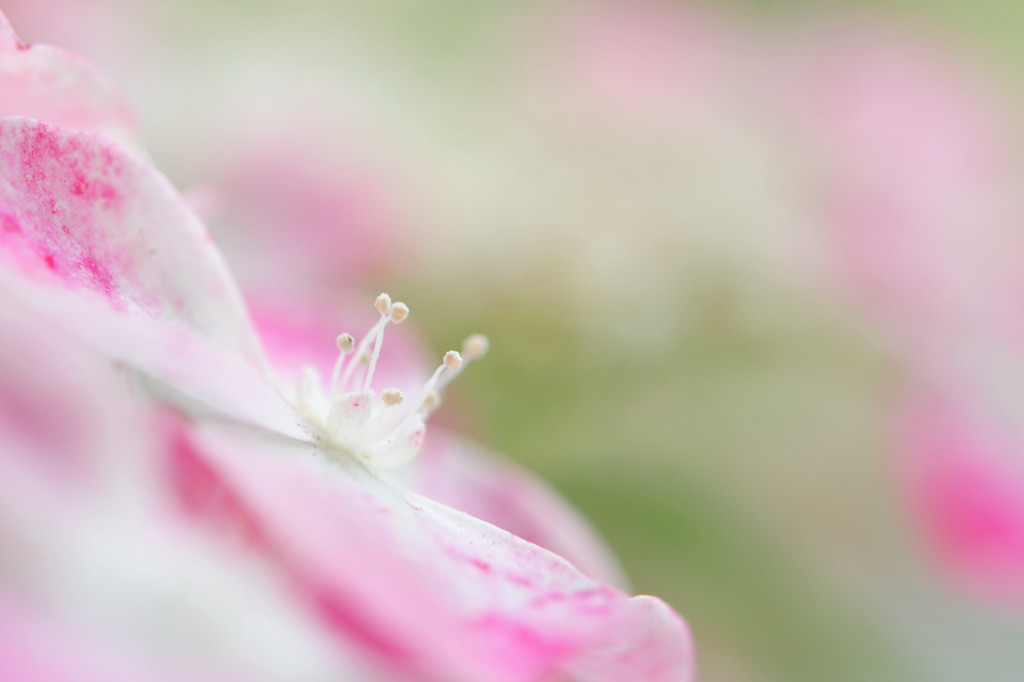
248,294 -> 429,393
0,117 -> 300,437
397,430 -> 630,589
0,10 -> 134,141
171,420 -> 695,682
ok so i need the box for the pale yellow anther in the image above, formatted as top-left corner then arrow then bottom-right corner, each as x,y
423,391 -> 442,411
336,333 -> 355,354
359,352 -> 371,366
462,333 -> 489,360
443,350 -> 463,370
382,387 -> 405,406
390,302 -> 410,324
375,293 -> 392,314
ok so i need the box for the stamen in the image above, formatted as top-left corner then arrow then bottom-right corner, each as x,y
360,300 -> 412,393
303,293 -> 489,469
375,292 -> 392,314
382,387 -> 405,406
463,333 -> 489,360
404,349 -> 460,418
329,333 -> 355,394
391,302 -> 410,324
362,321 -> 389,392
444,350 -> 463,370
436,333 -> 489,393
423,391 -> 441,412
332,294 -> 394,397
336,333 -> 355,353
420,362 -> 449,402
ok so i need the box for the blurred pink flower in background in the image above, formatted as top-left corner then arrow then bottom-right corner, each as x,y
205,125 -> 417,293
519,0 -> 744,132
900,392 -> 1024,602
789,23 -> 1017,338
788,21 -> 1024,603
0,10 -> 695,682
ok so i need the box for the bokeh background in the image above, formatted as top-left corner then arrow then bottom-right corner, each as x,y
8,1 -> 1024,680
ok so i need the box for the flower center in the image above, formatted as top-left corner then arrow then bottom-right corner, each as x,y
293,293 -> 488,468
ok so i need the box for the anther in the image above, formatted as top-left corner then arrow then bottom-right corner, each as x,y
443,350 -> 463,370
423,391 -> 442,411
462,334 -> 489,360
382,388 -> 405,406
336,333 -> 355,354
390,302 -> 410,324
375,293 -> 392,314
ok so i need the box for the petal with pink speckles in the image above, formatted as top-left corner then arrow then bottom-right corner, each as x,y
0,117 -> 301,438
0,11 -> 134,141
171,420 -> 695,682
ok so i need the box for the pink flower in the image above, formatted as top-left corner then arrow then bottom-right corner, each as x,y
0,11 -> 694,681
790,22 -> 1024,602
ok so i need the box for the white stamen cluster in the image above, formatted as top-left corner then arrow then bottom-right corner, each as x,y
294,293 -> 488,468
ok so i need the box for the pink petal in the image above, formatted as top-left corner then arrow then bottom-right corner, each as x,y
0,10 -> 135,140
169,419 -> 695,682
400,430 -> 629,589
248,294 -> 429,393
899,393 -> 1024,602
0,304 -> 157,503
0,118 -> 300,438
